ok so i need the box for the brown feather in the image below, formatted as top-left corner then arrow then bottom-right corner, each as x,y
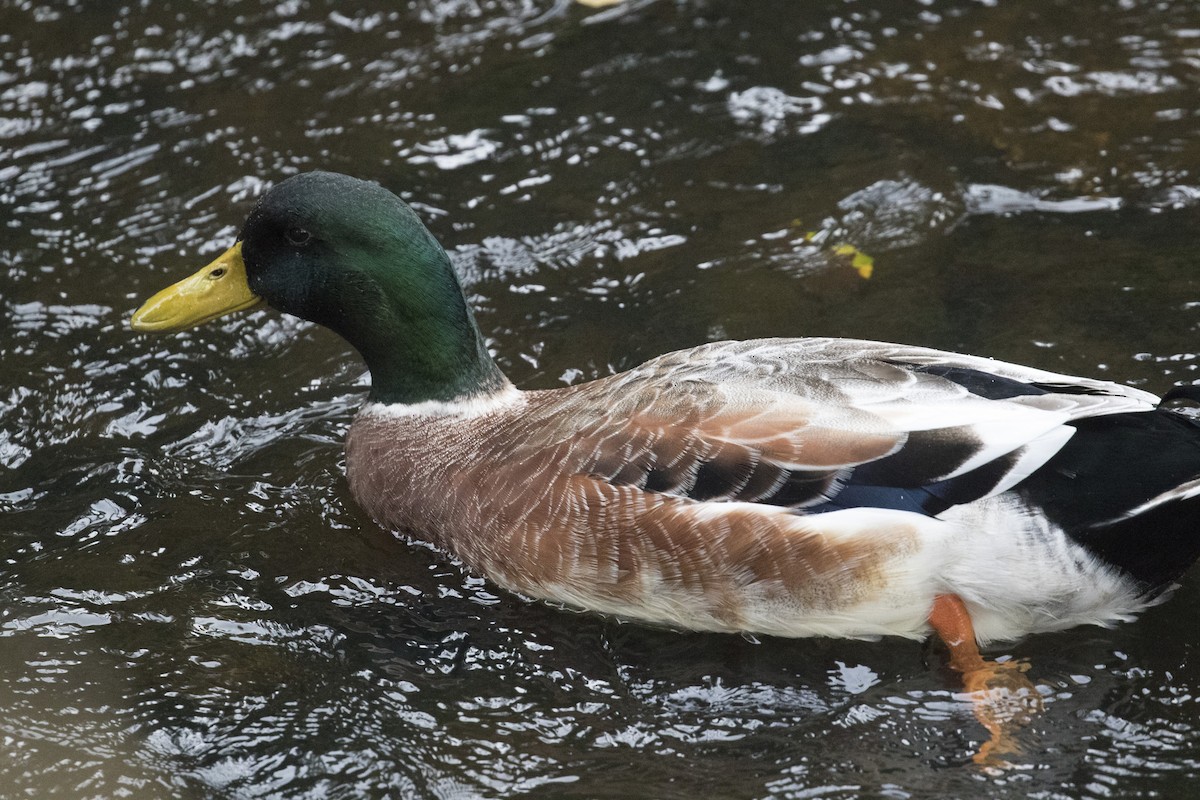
344,364 -> 922,632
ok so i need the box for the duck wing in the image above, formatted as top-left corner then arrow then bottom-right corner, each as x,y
530,338 -> 1160,518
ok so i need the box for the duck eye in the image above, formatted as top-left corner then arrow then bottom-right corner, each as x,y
285,227 -> 312,246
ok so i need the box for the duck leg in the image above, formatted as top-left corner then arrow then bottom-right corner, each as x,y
928,594 -> 1043,765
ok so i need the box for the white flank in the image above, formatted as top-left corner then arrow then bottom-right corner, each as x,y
939,495 -> 1149,643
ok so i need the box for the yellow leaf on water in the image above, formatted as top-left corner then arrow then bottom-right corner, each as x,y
833,243 -> 875,279
793,224 -> 874,278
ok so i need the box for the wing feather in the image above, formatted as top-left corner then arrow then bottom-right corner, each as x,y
515,338 -> 1158,517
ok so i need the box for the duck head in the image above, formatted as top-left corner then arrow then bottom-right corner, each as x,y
131,171 -> 507,405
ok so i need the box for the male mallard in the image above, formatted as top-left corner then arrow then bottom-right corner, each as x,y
131,171 -> 1200,681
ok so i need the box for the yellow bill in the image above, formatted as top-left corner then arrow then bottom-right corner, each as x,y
130,242 -> 263,332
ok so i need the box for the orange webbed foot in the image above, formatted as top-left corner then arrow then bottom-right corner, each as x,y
958,658 -> 1043,766
928,594 -> 1044,767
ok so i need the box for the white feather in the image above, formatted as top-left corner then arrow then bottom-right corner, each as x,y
1103,476 -> 1200,523
938,495 -> 1150,643
362,384 -> 524,419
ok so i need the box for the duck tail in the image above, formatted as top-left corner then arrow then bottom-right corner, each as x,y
1019,409 -> 1200,591
1076,477 -> 1200,591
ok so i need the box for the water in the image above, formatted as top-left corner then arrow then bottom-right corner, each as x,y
3,0 -> 1200,797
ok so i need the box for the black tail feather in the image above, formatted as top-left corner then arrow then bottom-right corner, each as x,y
1077,493 -> 1200,589
1018,410 -> 1200,589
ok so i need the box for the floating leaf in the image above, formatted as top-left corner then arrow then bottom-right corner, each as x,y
833,243 -> 875,279
797,227 -> 874,279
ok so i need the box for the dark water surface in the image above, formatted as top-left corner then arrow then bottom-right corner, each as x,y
4,1 -> 1200,797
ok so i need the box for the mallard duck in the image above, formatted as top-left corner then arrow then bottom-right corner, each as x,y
131,171 -> 1200,679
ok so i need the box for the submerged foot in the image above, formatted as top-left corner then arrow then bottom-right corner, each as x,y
958,658 -> 1043,766
928,594 -> 1044,766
